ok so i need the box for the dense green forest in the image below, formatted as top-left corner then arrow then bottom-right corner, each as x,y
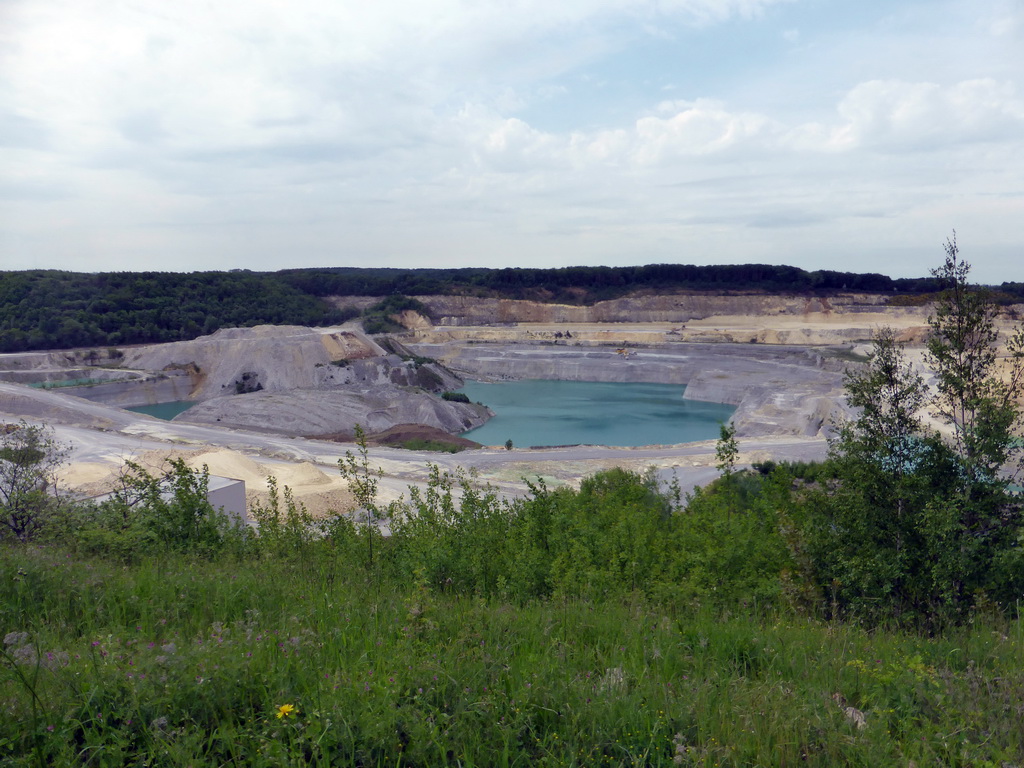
5,262 -> 1024,353
0,271 -> 356,353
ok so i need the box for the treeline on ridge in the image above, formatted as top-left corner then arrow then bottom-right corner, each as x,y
4,262 -> 1024,353
278,263 -> 925,299
0,270 -> 356,353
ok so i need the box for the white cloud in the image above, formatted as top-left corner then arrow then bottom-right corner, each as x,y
988,3 -> 1023,37
462,78 -> 1024,175
633,99 -> 776,160
824,79 -> 1024,151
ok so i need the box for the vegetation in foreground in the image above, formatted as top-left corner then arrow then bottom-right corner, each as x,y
2,238 -> 1024,764
3,545 -> 1023,767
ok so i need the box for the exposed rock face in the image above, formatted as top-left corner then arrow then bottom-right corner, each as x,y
176,387 -> 492,437
54,370 -> 198,408
332,292 -> 911,326
7,293 -> 953,446
395,310 -> 432,330
688,370 -> 852,437
0,347 -> 127,372
121,325 -> 385,400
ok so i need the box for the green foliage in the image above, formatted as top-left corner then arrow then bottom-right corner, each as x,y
4,545 -> 1024,767
440,390 -> 470,403
350,462 -> 794,608
280,263 -> 913,304
247,476 -> 317,560
0,423 -> 68,543
542,469 -> 677,599
63,459 -> 252,561
387,465 -> 513,596
672,471 -> 795,607
361,294 -> 430,334
396,439 -> 464,453
926,233 -> 1024,484
792,237 -> 1024,628
336,426 -> 395,574
0,270 -> 352,352
715,422 -> 738,476
10,262 -> 1009,353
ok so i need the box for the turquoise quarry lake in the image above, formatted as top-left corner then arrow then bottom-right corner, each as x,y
126,401 -> 196,420
459,380 -> 734,448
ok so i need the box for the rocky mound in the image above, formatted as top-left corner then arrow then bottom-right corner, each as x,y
121,324 -> 386,400
175,386 -> 492,438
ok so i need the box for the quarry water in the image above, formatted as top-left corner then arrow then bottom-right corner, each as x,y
459,380 -> 735,448
126,401 -> 196,420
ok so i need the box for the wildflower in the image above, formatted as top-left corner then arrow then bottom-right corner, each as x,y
276,703 -> 296,719
3,631 -> 29,646
11,645 -> 36,665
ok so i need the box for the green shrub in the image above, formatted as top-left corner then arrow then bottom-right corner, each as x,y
63,460 -> 253,560
398,439 -> 464,453
361,295 -> 430,334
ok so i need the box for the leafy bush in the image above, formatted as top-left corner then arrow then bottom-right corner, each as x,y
440,391 -> 470,403
398,439 -> 464,453
63,460 -> 252,561
789,237 -> 1024,628
361,295 -> 430,334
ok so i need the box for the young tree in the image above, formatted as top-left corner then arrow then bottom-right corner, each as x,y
842,328 -> 927,473
807,329 -> 950,622
337,425 -> 386,571
0,422 -> 69,543
715,422 -> 739,477
926,232 -> 1024,488
921,234 -> 1024,612
804,235 -> 1024,625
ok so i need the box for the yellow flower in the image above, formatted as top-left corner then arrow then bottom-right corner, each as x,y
276,703 -> 296,719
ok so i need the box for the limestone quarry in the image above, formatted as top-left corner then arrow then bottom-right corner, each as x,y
2,291 -> 1019,512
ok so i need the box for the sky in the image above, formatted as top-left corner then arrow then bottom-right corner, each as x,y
1,0 -> 1023,283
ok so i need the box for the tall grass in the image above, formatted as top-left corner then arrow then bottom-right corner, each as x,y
2,546 -> 1023,766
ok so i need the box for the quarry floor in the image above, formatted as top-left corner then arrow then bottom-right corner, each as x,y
44,409 -> 828,515
4,303 -> 944,513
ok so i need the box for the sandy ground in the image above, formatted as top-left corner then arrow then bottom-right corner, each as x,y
40,412 -> 825,515
59,447 -> 354,519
